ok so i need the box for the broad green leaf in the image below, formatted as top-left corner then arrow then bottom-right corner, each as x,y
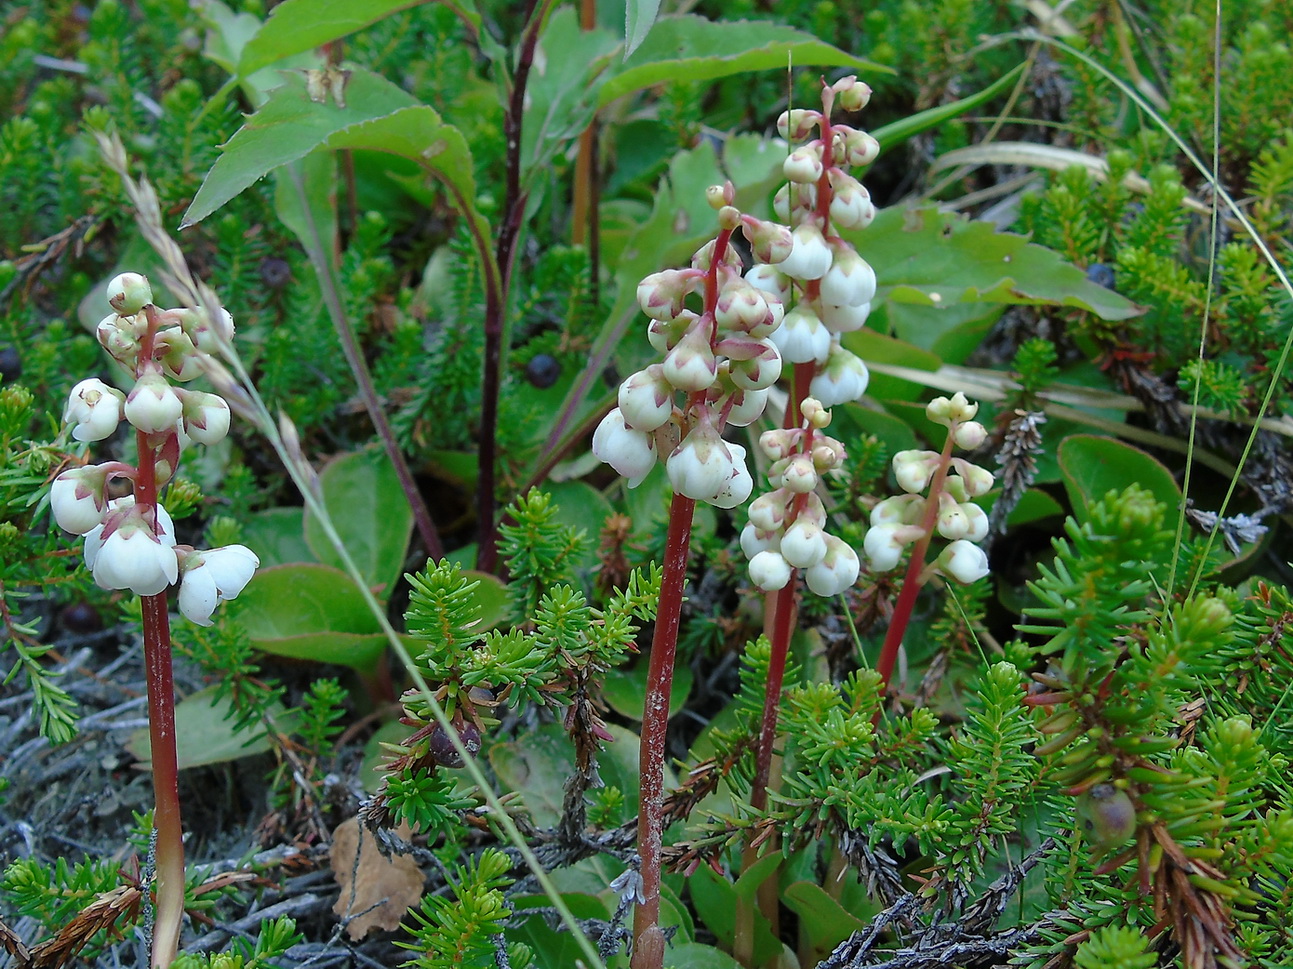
512,894 -> 609,969
601,663 -> 693,721
545,479 -> 614,569
304,446 -> 413,596
239,506 -> 314,568
1057,435 -> 1181,522
237,0 -> 471,78
597,16 -> 888,106
885,299 -> 1002,361
461,570 -> 509,631
254,631 -> 390,673
665,943 -> 746,969
625,0 -> 662,57
128,685 -> 295,769
274,153 -> 338,268
841,328 -> 941,402
689,865 -> 781,964
851,206 -> 1142,321
783,881 -> 866,951
183,67 -> 484,249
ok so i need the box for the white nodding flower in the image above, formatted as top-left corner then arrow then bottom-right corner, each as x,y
963,502 -> 990,542
65,378 -> 126,443
725,388 -> 769,427
936,502 -> 972,541
711,443 -> 753,509
662,321 -> 718,392
748,489 -> 790,531
784,145 -> 824,184
646,311 -> 695,354
177,545 -> 261,626
618,365 -> 674,433
780,453 -> 818,494
740,522 -> 780,559
775,224 -> 833,281
50,465 -> 112,534
953,421 -> 988,450
818,300 -> 871,333
805,535 -> 860,597
870,494 -> 925,527
893,449 -> 940,494
106,272 -> 153,315
83,502 -> 178,596
955,461 -> 996,498
769,304 -> 831,365
939,540 -> 990,584
863,523 -> 908,572
745,263 -> 793,305
742,218 -> 795,266
124,370 -> 184,434
780,518 -> 828,569
666,417 -> 734,502
749,550 -> 793,591
593,408 -> 657,487
819,244 -> 877,308
809,344 -> 870,407
180,390 -> 231,446
637,270 -> 695,321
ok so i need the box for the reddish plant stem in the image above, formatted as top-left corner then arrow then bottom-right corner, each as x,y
873,433 -> 956,712
631,492 -> 697,969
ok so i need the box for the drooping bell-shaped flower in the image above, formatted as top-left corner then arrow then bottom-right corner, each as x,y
64,378 -> 125,443
177,545 -> 261,626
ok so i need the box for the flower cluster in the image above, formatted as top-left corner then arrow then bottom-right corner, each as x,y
863,392 -> 994,584
741,398 -> 859,596
50,273 -> 258,625
593,183 -> 792,507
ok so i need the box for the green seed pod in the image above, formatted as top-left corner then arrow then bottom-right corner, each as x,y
1077,783 -> 1137,849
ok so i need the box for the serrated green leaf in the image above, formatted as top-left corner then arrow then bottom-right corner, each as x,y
303,445 -> 413,597
597,16 -> 888,106
183,67 -> 483,242
851,206 -> 1142,321
624,0 -> 662,57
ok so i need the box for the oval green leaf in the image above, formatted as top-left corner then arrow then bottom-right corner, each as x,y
1058,434 -> 1181,522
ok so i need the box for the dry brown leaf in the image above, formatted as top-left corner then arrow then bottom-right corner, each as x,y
330,817 -> 424,940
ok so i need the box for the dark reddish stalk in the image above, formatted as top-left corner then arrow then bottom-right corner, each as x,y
631,492 -> 697,969
873,433 -> 956,716
751,581 -> 797,810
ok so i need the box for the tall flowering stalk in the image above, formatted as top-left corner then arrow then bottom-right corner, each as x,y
593,184 -> 791,969
50,273 -> 258,967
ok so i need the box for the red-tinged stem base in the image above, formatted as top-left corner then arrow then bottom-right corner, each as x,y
141,591 -> 184,967
631,493 -> 696,969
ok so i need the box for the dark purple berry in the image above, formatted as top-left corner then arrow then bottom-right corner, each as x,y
259,257 -> 292,290
60,602 -> 103,635
0,346 -> 20,382
427,721 -> 482,768
1085,263 -> 1116,290
525,354 -> 561,389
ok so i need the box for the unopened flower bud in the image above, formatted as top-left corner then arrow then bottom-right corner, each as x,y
963,502 -> 989,542
805,534 -> 860,596
50,465 -> 113,534
725,387 -> 769,427
818,300 -> 872,333
781,453 -> 818,493
706,182 -> 734,209
893,449 -> 939,494
647,311 -> 696,354
863,523 -> 907,572
593,408 -> 657,486
809,344 -> 870,407
745,263 -> 792,304
155,327 -> 203,382
833,77 -> 872,112
740,522 -> 780,559
180,390 -> 231,446
784,145 -> 825,184
759,429 -> 797,461
769,304 -> 830,365
729,341 -> 782,391
715,283 -> 771,333
938,540 -> 990,584
953,421 -> 988,450
748,490 -> 789,531
124,371 -> 184,434
936,502 -> 972,541
926,392 -> 979,425
780,518 -> 828,568
840,127 -> 880,167
800,397 -> 831,429
819,243 -> 877,307
662,322 -> 718,392
106,272 -> 153,315
954,461 -> 995,498
749,550 -> 793,591
776,109 -> 818,140
711,442 -> 753,509
666,417 -> 734,502
742,217 -> 795,266
96,314 -> 140,364
870,494 -> 924,526
827,170 -> 873,230
619,365 -> 674,432
637,270 -> 696,321
775,223 -> 833,281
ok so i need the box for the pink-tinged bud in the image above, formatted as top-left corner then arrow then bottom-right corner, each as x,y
593,408 -> 657,486
784,145 -> 824,184
745,263 -> 792,305
742,217 -> 795,266
96,314 -> 142,365
870,494 -> 925,527
769,304 -> 831,365
776,108 -> 818,140
177,545 -> 260,626
124,371 -> 184,434
826,170 -> 873,230
818,300 -> 872,333
106,272 -> 153,315
179,390 -> 231,446
749,550 -> 793,591
811,440 -> 845,471
725,388 -> 769,427
953,461 -> 995,498
927,392 -> 979,425
936,501 -> 972,541
155,327 -> 203,382
805,534 -> 860,596
706,182 -> 735,209
64,378 -> 126,442
712,442 -> 753,509
637,270 -> 696,322
841,127 -> 880,167
740,522 -> 781,559
759,428 -> 798,461
802,492 -> 827,526
938,540 -> 990,584
819,243 -> 877,307
663,321 -> 719,392
646,310 -> 696,354
809,344 -> 870,407
666,417 -> 735,502
893,449 -> 940,494
963,502 -> 989,542
801,396 -> 831,429
715,283 -> 772,334
833,77 -> 872,112
691,238 -> 742,272
780,518 -> 828,569
781,453 -> 818,494
775,224 -> 833,281
50,465 -> 113,534
748,489 -> 790,531
619,365 -> 674,433
729,341 -> 782,391
953,420 -> 988,450
863,523 -> 908,572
